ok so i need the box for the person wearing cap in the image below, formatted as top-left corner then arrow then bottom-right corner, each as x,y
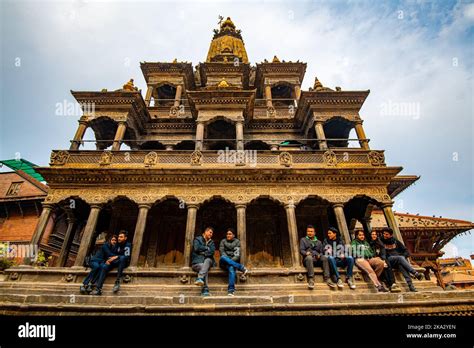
322,227 -> 356,290
218,227 -> 249,296
299,224 -> 333,290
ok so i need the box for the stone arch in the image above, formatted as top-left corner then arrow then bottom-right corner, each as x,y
205,118 -> 236,150
88,116 -> 118,150
296,195 -> 332,241
323,116 -> 355,148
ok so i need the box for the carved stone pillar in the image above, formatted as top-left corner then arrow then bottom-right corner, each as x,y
57,215 -> 76,267
183,204 -> 198,268
314,121 -> 328,150
174,85 -> 183,107
265,85 -> 273,108
31,203 -> 54,246
236,204 -> 247,265
294,84 -> 301,101
355,120 -> 370,150
145,86 -> 154,106
74,204 -> 102,267
112,121 -> 127,151
236,120 -> 244,151
381,203 -> 405,245
333,203 -> 351,244
195,121 -> 205,150
284,203 -> 300,268
360,216 -> 373,237
130,204 -> 151,267
70,120 -> 88,150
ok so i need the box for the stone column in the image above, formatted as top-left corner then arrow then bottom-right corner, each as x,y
31,203 -> 54,246
264,85 -> 273,108
74,204 -> 101,267
294,85 -> 301,101
355,120 -> 370,150
360,216 -> 373,237
381,203 -> 405,245
174,85 -> 183,107
314,121 -> 328,150
195,121 -> 205,151
284,203 -> 301,268
236,204 -> 247,265
70,120 -> 88,150
112,121 -> 127,151
333,203 -> 351,244
235,120 -> 244,151
57,215 -> 76,267
182,204 -> 198,268
145,86 -> 154,106
130,204 -> 151,267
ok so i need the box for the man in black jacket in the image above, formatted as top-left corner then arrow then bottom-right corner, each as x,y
299,225 -> 334,290
92,230 -> 132,295
192,227 -> 215,296
219,228 -> 248,296
381,228 -> 423,292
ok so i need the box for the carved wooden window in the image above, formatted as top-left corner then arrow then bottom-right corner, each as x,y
6,182 -> 23,196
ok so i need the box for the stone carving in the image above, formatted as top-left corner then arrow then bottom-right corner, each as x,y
169,105 -> 180,117
323,150 -> 337,166
266,106 -> 276,117
144,152 -> 158,167
279,152 -> 292,167
99,151 -> 113,165
50,150 -> 69,166
65,274 -> 74,282
190,150 -> 203,166
368,151 -> 385,166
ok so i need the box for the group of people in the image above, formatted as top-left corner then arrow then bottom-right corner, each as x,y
79,225 -> 423,296
300,225 -> 423,292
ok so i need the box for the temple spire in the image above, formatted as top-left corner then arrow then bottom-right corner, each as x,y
206,16 -> 249,64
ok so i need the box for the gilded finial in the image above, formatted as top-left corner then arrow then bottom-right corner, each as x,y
217,78 -> 230,88
314,77 -> 323,90
172,58 -> 178,63
272,55 -> 280,63
123,78 -> 138,91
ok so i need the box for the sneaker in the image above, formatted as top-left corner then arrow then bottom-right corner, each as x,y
347,277 -> 356,290
91,288 -> 102,296
308,278 -> 315,290
241,268 -> 249,276
336,278 -> 344,289
194,278 -> 205,287
390,283 -> 402,293
408,283 -> 418,292
201,290 -> 210,297
227,291 -> 235,296
325,279 -> 337,289
112,281 -> 121,293
86,284 -> 94,293
80,285 -> 88,295
376,285 -> 388,292
414,272 -> 423,281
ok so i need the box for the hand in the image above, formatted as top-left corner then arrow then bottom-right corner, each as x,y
383,261 -> 388,268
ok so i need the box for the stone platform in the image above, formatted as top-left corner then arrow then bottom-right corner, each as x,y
1,266 -> 472,316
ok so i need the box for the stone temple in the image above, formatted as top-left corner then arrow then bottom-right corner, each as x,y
1,17 -> 473,316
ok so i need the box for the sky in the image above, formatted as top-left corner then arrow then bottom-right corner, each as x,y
0,0 -> 473,261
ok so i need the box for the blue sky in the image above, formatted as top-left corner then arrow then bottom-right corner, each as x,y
1,0 -> 473,260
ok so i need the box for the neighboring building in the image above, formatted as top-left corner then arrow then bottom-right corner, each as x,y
438,257 -> 474,290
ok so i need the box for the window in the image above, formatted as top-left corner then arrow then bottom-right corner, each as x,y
6,182 -> 23,196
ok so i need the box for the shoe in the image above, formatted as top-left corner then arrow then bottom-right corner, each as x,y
201,290 -> 210,297
336,278 -> 344,289
376,285 -> 388,292
414,272 -> 423,281
408,283 -> 418,292
347,277 -> 356,290
325,279 -> 337,289
227,291 -> 235,296
195,278 -> 205,287
390,283 -> 402,293
91,288 -> 102,296
308,278 -> 315,290
86,284 -> 93,293
112,281 -> 121,293
80,285 -> 88,295
242,268 -> 249,276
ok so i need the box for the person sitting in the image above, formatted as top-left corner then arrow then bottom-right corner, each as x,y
299,225 -> 333,290
322,227 -> 356,290
368,230 -> 401,293
351,230 -> 388,292
80,234 -> 117,294
192,227 -> 215,297
92,230 -> 132,295
381,227 -> 423,292
219,228 -> 249,296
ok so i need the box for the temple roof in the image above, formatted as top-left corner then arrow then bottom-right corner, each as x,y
206,17 -> 249,64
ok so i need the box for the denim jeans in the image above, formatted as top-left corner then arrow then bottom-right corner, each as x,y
192,258 -> 213,292
95,255 -> 129,290
219,255 -> 244,292
82,259 -> 102,286
327,255 -> 354,279
388,255 -> 416,285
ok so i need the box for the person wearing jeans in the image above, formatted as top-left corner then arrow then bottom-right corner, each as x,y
219,228 -> 248,296
192,227 -> 216,296
322,227 -> 356,290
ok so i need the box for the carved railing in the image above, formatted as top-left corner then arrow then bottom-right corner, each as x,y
49,148 -> 386,168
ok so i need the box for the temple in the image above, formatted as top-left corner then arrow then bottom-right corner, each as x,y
1,17 -> 473,316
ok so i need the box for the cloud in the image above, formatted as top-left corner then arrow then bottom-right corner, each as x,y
442,242 -> 459,258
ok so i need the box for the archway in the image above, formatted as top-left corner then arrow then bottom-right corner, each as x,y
323,117 -> 354,148
296,196 -> 332,241
205,119 -> 236,150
